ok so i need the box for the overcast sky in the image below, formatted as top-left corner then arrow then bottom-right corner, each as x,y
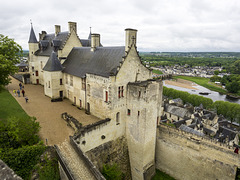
1,0 -> 240,52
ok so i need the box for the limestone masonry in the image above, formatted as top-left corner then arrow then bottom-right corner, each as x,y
28,22 -> 240,180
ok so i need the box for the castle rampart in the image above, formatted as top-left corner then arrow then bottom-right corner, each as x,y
156,124 -> 240,180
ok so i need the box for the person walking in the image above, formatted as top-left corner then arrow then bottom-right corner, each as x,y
22,89 -> 25,97
17,89 -> 20,97
13,89 -> 16,96
25,96 -> 28,103
19,83 -> 22,90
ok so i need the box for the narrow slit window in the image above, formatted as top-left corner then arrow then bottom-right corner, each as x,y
127,109 -> 131,116
105,91 -> 108,102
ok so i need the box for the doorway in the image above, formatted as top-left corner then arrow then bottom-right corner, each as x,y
59,91 -> 63,98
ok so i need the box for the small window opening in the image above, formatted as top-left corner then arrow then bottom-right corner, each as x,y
127,109 -> 131,116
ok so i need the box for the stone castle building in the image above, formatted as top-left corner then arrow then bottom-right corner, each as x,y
28,22 -> 239,180
28,22 -> 162,180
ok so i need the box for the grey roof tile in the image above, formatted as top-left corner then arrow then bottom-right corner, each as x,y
179,124 -> 205,137
43,51 -> 63,71
62,46 -> 125,78
28,25 -> 38,43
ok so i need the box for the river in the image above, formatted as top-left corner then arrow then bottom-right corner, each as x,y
163,81 -> 240,104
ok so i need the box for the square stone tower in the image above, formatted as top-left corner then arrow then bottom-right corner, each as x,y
126,80 -> 163,180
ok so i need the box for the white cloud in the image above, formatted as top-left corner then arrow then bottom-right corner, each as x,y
1,0 -> 240,51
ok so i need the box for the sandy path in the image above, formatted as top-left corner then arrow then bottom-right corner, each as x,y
7,78 -> 100,146
164,79 -> 198,90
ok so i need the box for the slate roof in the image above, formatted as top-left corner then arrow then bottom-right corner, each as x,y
179,124 -> 205,137
214,126 -> 237,142
28,25 -> 38,43
43,51 -> 63,71
0,160 -> 22,180
173,119 -> 187,128
35,33 -> 56,56
62,46 -> 125,78
80,39 -> 91,47
165,104 -> 191,118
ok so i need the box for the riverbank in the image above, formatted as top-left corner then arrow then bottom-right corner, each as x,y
173,76 -> 227,94
164,79 -> 198,90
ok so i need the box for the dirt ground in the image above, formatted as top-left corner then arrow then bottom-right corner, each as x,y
7,78 -> 100,146
164,79 -> 198,90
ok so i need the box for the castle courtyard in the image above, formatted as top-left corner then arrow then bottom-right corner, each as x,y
7,77 -> 100,146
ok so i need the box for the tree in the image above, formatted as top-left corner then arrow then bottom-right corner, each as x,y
0,34 -> 22,86
0,116 -> 40,149
225,80 -> 240,93
214,70 -> 219,75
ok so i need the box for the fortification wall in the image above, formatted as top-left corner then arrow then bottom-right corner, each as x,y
86,136 -> 131,180
156,124 -> 240,180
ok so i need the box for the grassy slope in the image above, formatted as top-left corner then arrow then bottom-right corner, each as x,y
152,69 -> 163,75
174,76 -> 227,94
0,89 -> 29,120
152,169 -> 175,180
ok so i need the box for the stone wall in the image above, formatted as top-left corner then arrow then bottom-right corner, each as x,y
86,136 -> 132,180
156,124 -> 240,180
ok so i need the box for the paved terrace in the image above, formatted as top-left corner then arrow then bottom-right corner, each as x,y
7,77 -> 100,146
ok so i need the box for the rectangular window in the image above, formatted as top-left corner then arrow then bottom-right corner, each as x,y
70,76 -> 73,86
60,79 -> 63,85
36,70 -> 39,76
79,99 -> 82,108
118,87 -> 121,98
127,109 -> 131,116
138,111 -> 140,116
82,78 -> 86,90
48,81 -> 50,88
121,86 -> 124,97
105,91 -> 108,102
118,86 -> 124,98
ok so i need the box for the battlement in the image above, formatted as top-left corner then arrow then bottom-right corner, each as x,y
156,123 -> 240,180
159,123 -> 236,152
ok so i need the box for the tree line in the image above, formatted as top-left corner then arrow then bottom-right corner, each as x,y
163,86 -> 240,124
211,73 -> 240,95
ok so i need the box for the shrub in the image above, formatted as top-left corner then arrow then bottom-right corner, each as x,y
0,144 -> 46,179
101,163 -> 123,180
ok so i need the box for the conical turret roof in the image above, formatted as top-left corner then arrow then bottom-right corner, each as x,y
28,24 -> 38,43
43,51 -> 63,71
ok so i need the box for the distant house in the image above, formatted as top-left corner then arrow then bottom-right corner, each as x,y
163,103 -> 192,122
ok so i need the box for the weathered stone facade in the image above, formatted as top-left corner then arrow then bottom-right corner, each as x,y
156,124 -> 240,180
28,22 -> 240,180
86,136 -> 132,179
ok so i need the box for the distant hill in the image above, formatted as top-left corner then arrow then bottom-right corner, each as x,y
140,52 -> 240,58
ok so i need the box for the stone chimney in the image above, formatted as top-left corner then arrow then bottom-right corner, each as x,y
39,31 -> 47,41
68,22 -> 77,33
55,25 -> 61,36
91,33 -> 100,51
125,28 -> 137,53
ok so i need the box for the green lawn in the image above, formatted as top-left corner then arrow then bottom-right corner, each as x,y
0,88 -> 29,120
174,76 -> 227,94
152,69 -> 163,75
152,169 -> 175,180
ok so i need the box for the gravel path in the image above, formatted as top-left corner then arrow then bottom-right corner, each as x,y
7,77 -> 100,146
